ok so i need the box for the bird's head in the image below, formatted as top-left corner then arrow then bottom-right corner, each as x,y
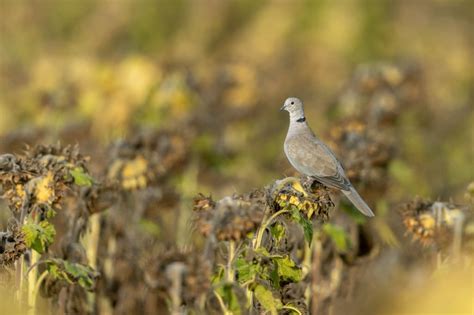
281,97 -> 305,120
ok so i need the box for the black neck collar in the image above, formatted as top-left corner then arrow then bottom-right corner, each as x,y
296,117 -> 306,123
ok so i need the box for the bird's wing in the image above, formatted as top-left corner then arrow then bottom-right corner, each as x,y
315,170 -> 351,191
285,133 -> 351,190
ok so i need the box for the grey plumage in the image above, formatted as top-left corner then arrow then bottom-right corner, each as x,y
281,97 -> 375,217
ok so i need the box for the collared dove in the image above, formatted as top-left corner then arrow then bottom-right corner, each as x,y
281,97 -> 375,217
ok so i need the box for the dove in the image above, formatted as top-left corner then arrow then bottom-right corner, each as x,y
281,97 -> 375,217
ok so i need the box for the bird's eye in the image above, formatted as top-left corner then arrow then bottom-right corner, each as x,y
290,101 -> 294,105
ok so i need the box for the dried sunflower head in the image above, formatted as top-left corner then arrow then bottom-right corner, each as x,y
106,130 -> 190,190
399,197 -> 461,247
273,177 -> 334,222
0,154 -> 18,172
192,193 -> 217,237
213,193 -> 266,242
193,190 -> 266,242
352,62 -> 421,96
193,193 -> 216,213
192,190 -> 266,242
280,282 -> 308,315
0,223 -> 26,266
0,144 -> 89,218
337,62 -> 422,126
327,118 -> 394,190
400,197 -> 437,245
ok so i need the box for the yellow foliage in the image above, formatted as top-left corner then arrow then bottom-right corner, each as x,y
150,72 -> 195,119
31,57 -> 62,92
116,56 -> 158,103
288,195 -> 300,206
14,184 -> 25,209
34,172 -> 55,204
222,64 -> 257,108
418,213 -> 436,230
290,181 -> 307,196
108,156 -> 149,190
15,184 -> 25,199
274,183 -> 326,220
122,176 -> 147,190
122,156 -> 148,179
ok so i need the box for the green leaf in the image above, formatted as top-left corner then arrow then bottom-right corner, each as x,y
236,257 -> 259,284
255,247 -> 271,257
22,220 -> 56,254
299,216 -> 313,246
22,223 -> 38,248
64,260 -> 95,289
282,304 -> 304,315
47,264 -> 60,278
222,284 -> 242,315
270,223 -> 286,244
211,265 -> 225,285
274,256 -> 302,282
323,223 -> 350,252
70,167 -> 94,187
45,207 -> 57,219
254,284 -> 282,315
290,208 -> 313,245
214,282 -> 242,315
38,221 -> 56,250
45,259 -> 99,291
269,265 -> 280,289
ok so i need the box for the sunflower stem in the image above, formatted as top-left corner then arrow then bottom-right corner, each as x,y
254,209 -> 290,249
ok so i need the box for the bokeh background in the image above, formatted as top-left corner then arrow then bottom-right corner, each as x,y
1,0 -> 472,197
0,0 -> 473,314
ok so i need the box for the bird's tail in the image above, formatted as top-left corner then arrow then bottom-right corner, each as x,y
342,186 -> 375,217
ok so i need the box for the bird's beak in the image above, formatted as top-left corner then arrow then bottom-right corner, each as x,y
280,105 -> 285,111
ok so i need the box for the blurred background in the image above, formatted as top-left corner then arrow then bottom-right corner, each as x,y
0,0 -> 473,314
1,0 -> 472,198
